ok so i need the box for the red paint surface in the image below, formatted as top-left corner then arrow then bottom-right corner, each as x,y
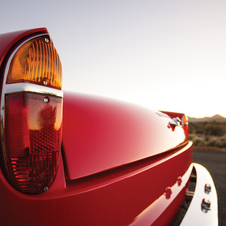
0,142 -> 192,226
62,92 -> 187,180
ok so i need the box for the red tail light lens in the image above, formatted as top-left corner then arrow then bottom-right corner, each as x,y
4,92 -> 62,194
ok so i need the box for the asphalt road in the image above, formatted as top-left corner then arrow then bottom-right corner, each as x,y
193,148 -> 226,226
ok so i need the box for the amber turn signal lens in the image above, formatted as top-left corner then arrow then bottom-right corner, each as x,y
182,115 -> 188,125
6,36 -> 62,90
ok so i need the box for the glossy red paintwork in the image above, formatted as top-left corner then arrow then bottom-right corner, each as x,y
0,28 -> 193,226
130,163 -> 193,226
62,92 -> 187,180
0,141 -> 192,226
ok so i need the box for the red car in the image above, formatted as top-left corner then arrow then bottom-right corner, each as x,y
0,28 -> 218,225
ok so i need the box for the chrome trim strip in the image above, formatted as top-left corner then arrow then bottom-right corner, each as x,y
180,163 -> 218,226
4,83 -> 63,97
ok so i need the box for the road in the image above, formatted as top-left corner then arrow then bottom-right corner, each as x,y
193,148 -> 226,226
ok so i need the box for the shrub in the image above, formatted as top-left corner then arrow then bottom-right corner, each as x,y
188,121 -> 226,148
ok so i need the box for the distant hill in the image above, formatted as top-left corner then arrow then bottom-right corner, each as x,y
188,114 -> 226,123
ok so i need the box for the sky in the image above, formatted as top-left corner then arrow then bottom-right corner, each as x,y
1,0 -> 226,118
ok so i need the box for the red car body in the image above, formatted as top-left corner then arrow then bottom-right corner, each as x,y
0,28 -> 217,226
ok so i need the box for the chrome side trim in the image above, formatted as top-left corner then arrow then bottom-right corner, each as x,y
3,83 -> 63,97
180,163 -> 218,226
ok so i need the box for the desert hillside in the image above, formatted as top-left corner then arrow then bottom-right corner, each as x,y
188,115 -> 226,148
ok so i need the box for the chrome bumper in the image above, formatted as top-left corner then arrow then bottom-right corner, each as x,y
180,163 -> 218,226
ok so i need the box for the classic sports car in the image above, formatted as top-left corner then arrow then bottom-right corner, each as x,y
0,28 -> 218,225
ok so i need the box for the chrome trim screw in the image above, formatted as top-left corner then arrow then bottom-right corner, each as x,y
201,198 -> 211,213
204,184 -> 212,194
44,97 -> 50,103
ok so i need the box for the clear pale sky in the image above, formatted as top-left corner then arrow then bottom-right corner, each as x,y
1,0 -> 226,118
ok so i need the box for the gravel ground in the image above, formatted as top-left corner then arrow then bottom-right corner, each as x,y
193,148 -> 226,226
